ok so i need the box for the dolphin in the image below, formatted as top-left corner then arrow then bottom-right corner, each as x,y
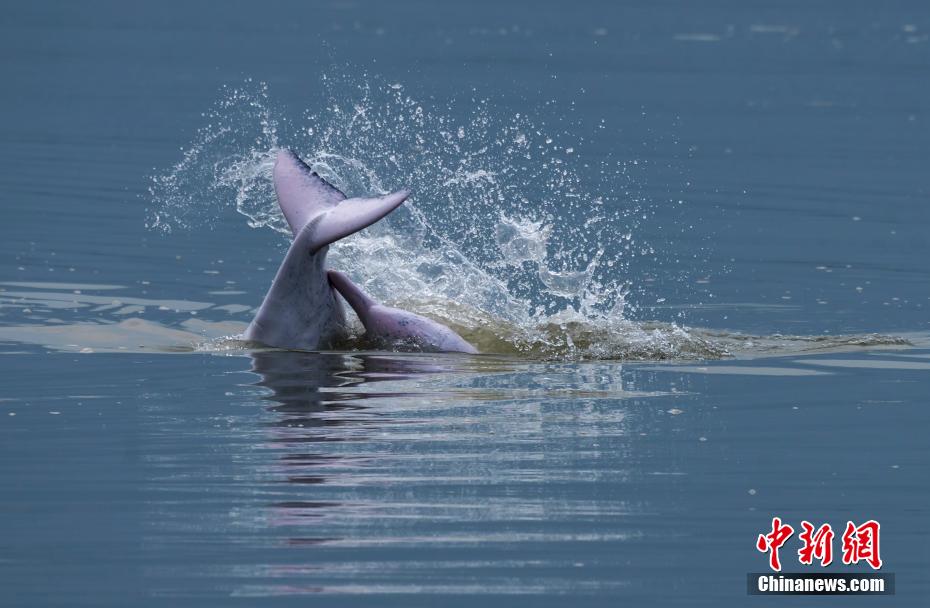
243,149 -> 409,350
328,270 -> 478,354
244,148 -> 478,355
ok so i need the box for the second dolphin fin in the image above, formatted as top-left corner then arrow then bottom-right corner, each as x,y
328,270 -> 478,354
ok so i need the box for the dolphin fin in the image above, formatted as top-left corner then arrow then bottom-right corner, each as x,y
326,269 -> 377,313
274,148 -> 410,251
274,148 -> 347,236
328,270 -> 478,354
303,190 -> 410,253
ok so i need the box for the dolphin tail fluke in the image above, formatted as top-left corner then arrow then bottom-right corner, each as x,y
275,148 -> 410,251
274,149 -> 347,236
327,270 -> 377,315
305,189 -> 410,253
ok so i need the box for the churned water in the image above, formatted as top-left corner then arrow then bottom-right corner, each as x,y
1,1 -> 929,606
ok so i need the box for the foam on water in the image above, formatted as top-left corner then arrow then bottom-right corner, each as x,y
0,282 -> 915,359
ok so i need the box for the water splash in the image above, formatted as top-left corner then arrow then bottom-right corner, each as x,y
148,79 -> 281,234
145,76 -> 709,360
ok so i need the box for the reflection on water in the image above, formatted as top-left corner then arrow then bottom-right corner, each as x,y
206,350 -> 653,596
126,347 -> 929,600
253,351 -> 445,535
3,338 -> 929,602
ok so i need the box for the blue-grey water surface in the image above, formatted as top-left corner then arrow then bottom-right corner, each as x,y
1,1 -> 929,606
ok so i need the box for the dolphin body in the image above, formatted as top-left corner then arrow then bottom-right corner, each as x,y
328,270 -> 478,354
243,149 -> 407,349
244,149 -> 477,355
